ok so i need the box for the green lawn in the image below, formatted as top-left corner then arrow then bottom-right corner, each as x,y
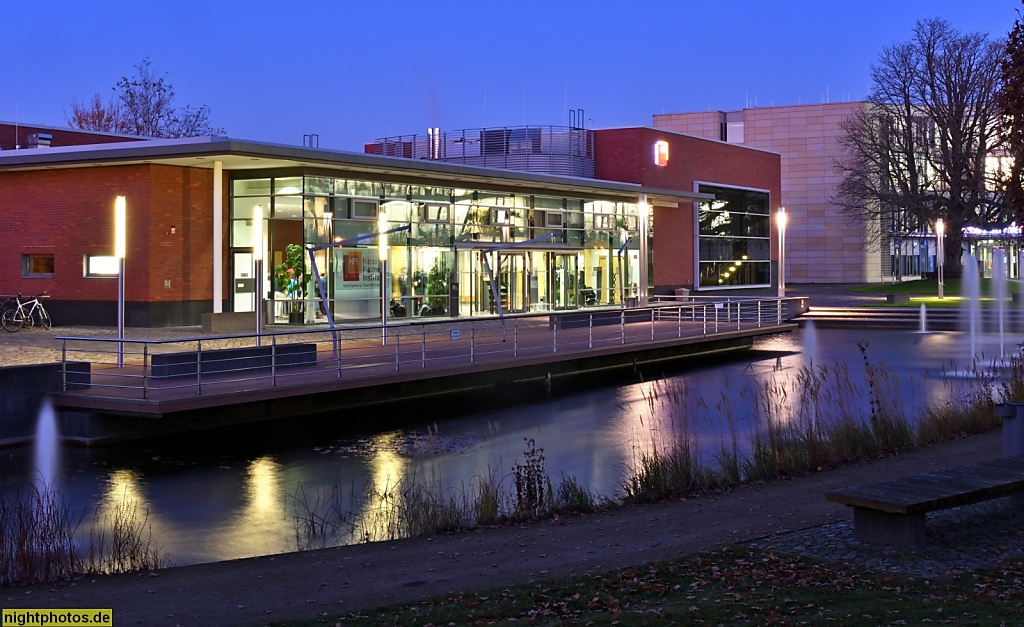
842,278 -> 1021,308
274,545 -> 1024,625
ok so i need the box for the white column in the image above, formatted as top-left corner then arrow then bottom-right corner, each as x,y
638,194 -> 649,307
213,160 -> 224,313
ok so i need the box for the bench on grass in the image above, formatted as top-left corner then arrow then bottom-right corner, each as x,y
824,456 -> 1024,548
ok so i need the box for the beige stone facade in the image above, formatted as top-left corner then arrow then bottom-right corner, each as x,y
654,103 -> 883,284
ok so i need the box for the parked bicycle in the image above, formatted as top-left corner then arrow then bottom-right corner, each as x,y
1,293 -> 51,332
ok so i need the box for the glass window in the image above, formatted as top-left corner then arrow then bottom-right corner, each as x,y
274,177 -> 303,195
304,176 -> 335,195
231,196 -> 270,220
21,254 -> 54,278
232,179 -> 271,196
420,203 -> 450,223
274,196 -> 303,219
696,184 -> 771,288
352,200 -> 378,220
85,255 -> 119,277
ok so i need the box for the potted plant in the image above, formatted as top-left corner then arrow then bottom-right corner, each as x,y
274,244 -> 306,323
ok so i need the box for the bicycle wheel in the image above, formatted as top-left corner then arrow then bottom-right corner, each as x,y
1,308 -> 23,332
37,306 -> 51,330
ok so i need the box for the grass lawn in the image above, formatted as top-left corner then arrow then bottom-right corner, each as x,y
275,545 -> 1024,625
846,278 -> 1021,308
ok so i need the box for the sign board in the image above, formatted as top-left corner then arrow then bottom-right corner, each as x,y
450,329 -> 460,341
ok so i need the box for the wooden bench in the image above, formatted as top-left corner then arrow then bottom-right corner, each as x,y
824,456 -> 1024,548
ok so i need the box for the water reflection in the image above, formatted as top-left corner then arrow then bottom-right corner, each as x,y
0,327 -> 1013,567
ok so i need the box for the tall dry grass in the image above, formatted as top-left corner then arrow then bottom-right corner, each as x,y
0,482 -> 166,585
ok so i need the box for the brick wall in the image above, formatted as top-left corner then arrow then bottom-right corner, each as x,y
0,164 -> 226,325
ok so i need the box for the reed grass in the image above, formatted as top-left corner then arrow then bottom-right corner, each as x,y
0,482 -> 165,585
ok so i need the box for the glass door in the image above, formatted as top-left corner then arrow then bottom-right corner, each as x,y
549,253 -> 579,309
498,252 -> 527,313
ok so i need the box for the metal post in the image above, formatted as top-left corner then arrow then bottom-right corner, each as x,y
254,258 -> 263,347
421,332 -> 426,369
381,258 -> 388,346
142,343 -> 148,400
117,257 -> 125,368
271,334 -> 277,386
196,339 -> 202,396
61,340 -> 67,392
395,333 -> 400,371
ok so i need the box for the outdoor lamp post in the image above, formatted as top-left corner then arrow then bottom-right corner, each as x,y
638,194 -> 649,307
936,218 -> 945,299
776,207 -> 787,298
379,209 -> 388,345
115,195 -> 126,367
253,205 -> 264,345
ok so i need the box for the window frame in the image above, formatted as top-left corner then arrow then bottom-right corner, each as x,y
21,254 -> 55,279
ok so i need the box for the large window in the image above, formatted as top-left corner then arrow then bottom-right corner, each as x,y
697,184 -> 771,288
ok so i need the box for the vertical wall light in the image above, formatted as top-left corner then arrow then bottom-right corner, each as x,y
379,208 -> 389,345
936,218 -> 945,299
638,194 -> 649,307
776,207 -> 787,298
115,195 -> 126,367
253,205 -> 264,345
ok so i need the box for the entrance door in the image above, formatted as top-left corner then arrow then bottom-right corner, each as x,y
232,251 -> 255,312
549,254 -> 578,309
497,252 -> 528,313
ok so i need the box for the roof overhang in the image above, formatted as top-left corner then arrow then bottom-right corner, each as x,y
0,136 -> 712,205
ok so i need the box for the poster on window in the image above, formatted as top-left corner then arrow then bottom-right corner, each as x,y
336,249 -> 382,289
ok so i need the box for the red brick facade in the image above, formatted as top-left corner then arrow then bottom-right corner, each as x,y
0,164 -> 227,326
595,127 -> 781,292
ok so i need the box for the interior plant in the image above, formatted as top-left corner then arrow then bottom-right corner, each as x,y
274,243 -> 306,316
425,257 -> 450,315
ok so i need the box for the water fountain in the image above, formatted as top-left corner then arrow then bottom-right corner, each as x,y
962,254 -> 982,361
33,397 -> 58,491
803,319 -> 817,370
993,249 -> 1009,359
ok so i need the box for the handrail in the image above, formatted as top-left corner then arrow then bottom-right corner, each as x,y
55,298 -> 795,401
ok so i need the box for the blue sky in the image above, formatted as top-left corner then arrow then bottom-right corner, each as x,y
0,1 -> 1017,151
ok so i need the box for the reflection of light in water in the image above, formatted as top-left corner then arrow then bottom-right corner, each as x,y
103,469 -> 147,512
214,456 -> 286,561
360,434 -> 411,541
245,457 -> 281,516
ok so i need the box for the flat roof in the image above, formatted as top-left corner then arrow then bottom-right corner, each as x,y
0,135 -> 713,205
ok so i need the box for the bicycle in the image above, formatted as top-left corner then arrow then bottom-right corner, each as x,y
1,293 -> 51,332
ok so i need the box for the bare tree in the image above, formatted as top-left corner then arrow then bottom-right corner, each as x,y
998,9 -> 1024,218
834,18 -> 1007,276
66,59 -> 224,138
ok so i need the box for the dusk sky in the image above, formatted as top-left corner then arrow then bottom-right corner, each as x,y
1,1 -> 1018,151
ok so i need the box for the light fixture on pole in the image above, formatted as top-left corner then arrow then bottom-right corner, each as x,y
776,207 -> 787,298
253,205 -> 264,345
379,208 -> 389,346
638,194 -> 649,307
115,196 -> 126,367
936,218 -> 945,299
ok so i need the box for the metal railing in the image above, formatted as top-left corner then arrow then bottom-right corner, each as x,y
369,126 -> 595,178
56,298 -> 793,401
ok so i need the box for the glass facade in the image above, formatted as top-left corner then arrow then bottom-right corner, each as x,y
230,173 -> 644,323
696,184 -> 771,288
